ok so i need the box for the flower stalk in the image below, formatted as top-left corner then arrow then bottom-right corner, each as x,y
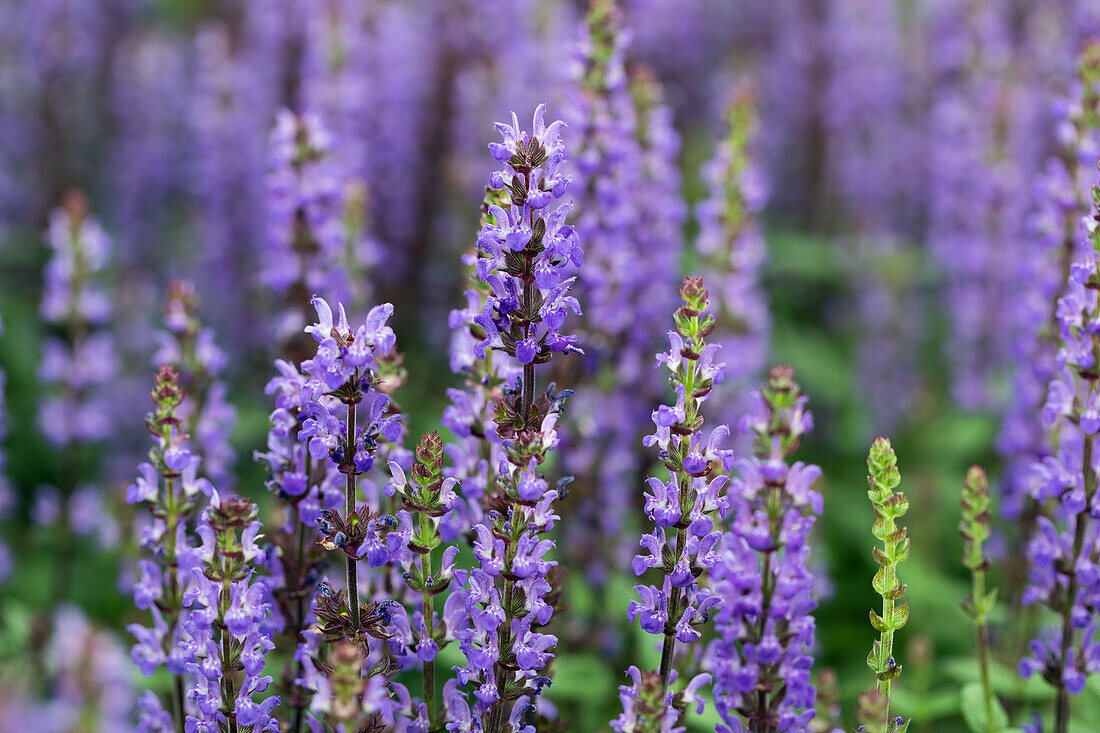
959,466 -> 998,732
865,437 -> 910,733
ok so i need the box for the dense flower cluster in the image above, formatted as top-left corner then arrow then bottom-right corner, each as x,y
449,103 -> 579,731
441,185 -> 521,543
126,364 -> 212,730
263,109 -> 377,350
38,192 -> 117,448
619,276 -> 729,728
180,497 -> 278,732
695,93 -> 770,432
1019,177 -> 1100,724
707,366 -> 821,732
999,45 -> 1100,520
254,355 -> 337,726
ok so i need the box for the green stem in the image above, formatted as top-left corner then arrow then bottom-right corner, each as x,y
973,568 -> 994,732
345,400 -> 360,631
163,476 -> 187,733
222,629 -> 239,733
659,527 -> 686,691
221,563 -> 239,733
879,559 -> 897,732
172,674 -> 186,733
420,512 -> 436,726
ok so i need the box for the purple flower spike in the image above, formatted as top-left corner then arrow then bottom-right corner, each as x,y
706,365 -> 822,731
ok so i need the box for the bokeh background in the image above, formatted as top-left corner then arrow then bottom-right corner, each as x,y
0,0 -> 1098,730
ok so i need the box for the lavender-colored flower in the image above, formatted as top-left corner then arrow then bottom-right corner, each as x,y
126,365 -> 211,730
622,277 -> 731,726
1,605 -> 140,732
180,497 -> 279,731
999,45 -> 1100,520
452,104 -> 580,728
153,281 -> 237,489
559,3 -> 687,603
707,365 -> 822,731
262,109 -> 377,352
38,192 -> 117,448
695,92 -> 769,434
1019,177 -> 1100,728
290,294 -> 408,719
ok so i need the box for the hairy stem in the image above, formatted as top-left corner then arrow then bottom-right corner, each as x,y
973,567 -> 994,732
879,558 -> 897,731
345,400 -> 360,630
162,476 -> 187,733
420,511 -> 436,725
659,527 -> 686,691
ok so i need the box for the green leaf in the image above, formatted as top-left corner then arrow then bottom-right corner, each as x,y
960,681 -> 1008,732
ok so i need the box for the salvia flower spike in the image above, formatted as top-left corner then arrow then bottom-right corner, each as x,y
865,437 -> 910,733
180,496 -> 279,732
707,364 -> 822,732
1019,167 -> 1100,733
156,280 -> 237,489
297,295 -> 402,633
451,103 -> 580,733
618,276 -> 729,730
695,90 -> 769,428
126,364 -> 212,731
